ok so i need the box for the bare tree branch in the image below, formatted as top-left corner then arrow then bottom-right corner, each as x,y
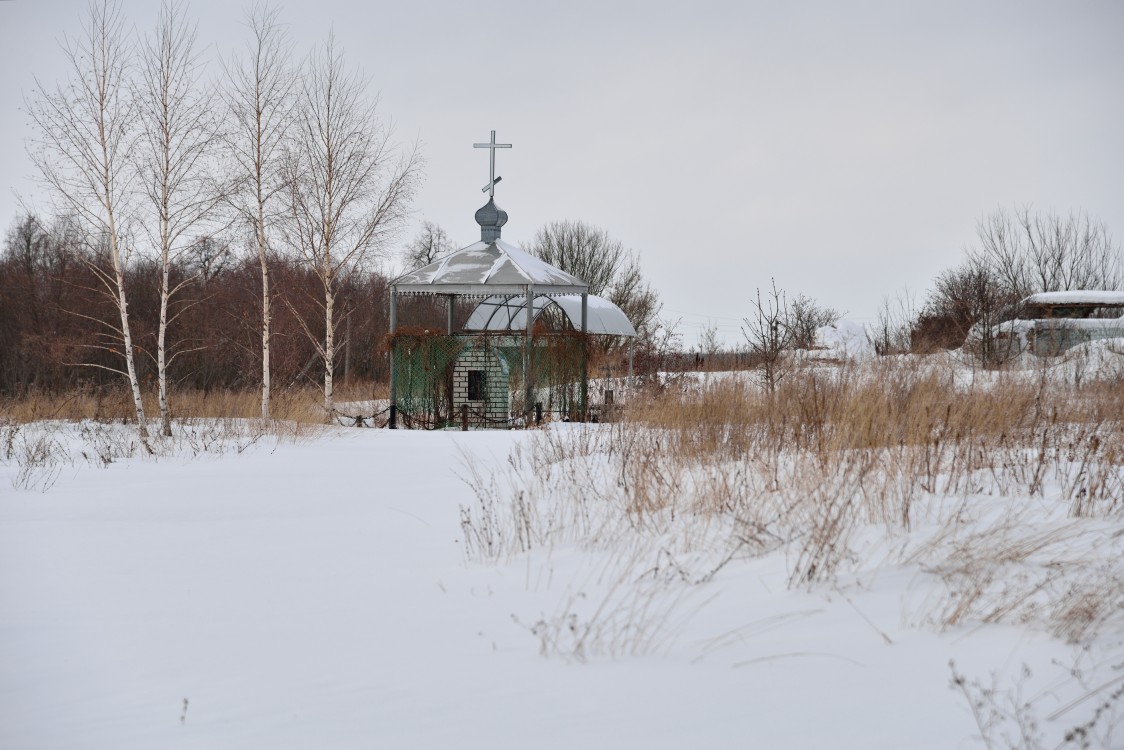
222,2 -> 296,420
135,0 -> 223,435
282,33 -> 419,421
25,0 -> 150,442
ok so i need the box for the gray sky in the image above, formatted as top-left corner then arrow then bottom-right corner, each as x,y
3,0 -> 1123,345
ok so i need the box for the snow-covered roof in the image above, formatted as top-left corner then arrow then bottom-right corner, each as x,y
393,239 -> 588,296
999,319 -> 1124,333
1024,290 -> 1124,306
464,294 -> 637,337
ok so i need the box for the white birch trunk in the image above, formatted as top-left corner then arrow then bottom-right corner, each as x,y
225,5 -> 292,422
108,213 -> 149,441
103,122 -> 148,442
136,1 -> 219,440
116,272 -> 149,440
257,186 -> 272,420
323,285 -> 334,422
284,34 -> 419,419
157,177 -> 172,437
158,236 -> 171,437
260,239 -> 272,420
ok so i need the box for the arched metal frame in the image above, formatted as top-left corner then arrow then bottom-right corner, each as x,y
463,294 -> 637,338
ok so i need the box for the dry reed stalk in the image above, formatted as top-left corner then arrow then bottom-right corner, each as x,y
0,383 -> 387,425
452,356 -> 1124,663
463,359 -> 1122,607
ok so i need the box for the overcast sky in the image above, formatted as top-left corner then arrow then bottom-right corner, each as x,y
2,0 -> 1122,345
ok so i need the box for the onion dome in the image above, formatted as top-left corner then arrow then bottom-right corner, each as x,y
475,198 -> 508,242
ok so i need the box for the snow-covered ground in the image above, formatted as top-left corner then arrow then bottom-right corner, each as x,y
2,393 -> 1122,747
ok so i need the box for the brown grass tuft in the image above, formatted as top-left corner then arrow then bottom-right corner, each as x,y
0,382 -> 387,425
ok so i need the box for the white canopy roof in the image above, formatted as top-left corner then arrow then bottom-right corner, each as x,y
464,294 -> 637,337
1025,290 -> 1124,306
393,239 -> 588,296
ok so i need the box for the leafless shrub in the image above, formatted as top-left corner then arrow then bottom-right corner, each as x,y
696,322 -> 723,365
925,255 -> 1018,361
742,279 -> 792,393
1049,568 -> 1124,645
516,572 -> 701,662
1060,681 -> 1124,750
788,293 -> 842,350
1,417 -> 20,461
785,455 -> 866,587
950,661 -> 1045,749
11,431 -> 67,492
869,288 -> 918,355
76,419 -> 144,466
459,460 -> 509,560
907,512 -> 1124,641
2,416 -> 323,492
950,654 -> 1124,749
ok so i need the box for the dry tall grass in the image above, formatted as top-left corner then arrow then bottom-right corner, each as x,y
459,358 -> 1124,658
0,382 -> 387,424
1,384 -> 377,492
632,364 -> 1121,460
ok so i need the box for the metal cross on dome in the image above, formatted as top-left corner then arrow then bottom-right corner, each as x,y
474,130 -> 512,197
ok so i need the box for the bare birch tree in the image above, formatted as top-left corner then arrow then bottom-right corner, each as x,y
742,279 -> 792,393
135,0 -> 222,436
222,3 -> 295,420
25,0 -> 150,441
971,207 -> 1123,297
284,34 -> 419,421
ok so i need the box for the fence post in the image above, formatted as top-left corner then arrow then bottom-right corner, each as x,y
389,287 -> 398,429
580,292 -> 588,422
461,403 -> 468,431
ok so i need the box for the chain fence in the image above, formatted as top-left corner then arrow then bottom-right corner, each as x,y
388,330 -> 589,429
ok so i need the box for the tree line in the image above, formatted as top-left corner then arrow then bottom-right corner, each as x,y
0,212 -> 407,395
0,211 -> 665,402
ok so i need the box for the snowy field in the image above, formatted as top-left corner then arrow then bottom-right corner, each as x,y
2,353 -> 1123,749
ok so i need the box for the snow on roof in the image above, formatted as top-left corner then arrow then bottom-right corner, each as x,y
393,239 -> 588,295
1024,290 -> 1124,306
464,294 -> 637,337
